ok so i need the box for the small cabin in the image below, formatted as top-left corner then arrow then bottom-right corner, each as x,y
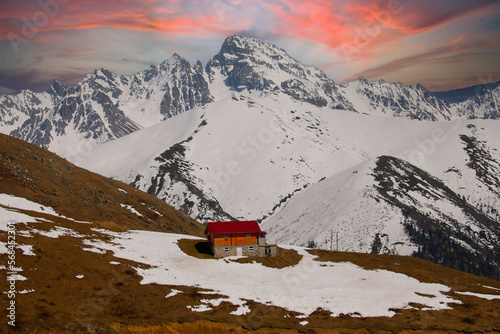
205,221 -> 277,258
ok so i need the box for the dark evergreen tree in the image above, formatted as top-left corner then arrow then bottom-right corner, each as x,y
371,233 -> 382,254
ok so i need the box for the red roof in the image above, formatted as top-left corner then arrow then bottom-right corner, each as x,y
205,221 -> 262,235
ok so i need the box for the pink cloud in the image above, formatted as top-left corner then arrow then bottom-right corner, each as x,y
341,32 -> 500,89
0,0 -> 249,42
1,0 -> 499,92
262,0 -> 500,62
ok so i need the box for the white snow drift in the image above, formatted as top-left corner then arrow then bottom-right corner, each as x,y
85,230 -> 457,318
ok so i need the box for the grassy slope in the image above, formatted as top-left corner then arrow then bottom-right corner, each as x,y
0,133 -> 204,236
0,133 -> 499,333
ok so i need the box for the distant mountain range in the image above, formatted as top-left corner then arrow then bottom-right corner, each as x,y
1,35 -> 499,280
1,35 -> 499,155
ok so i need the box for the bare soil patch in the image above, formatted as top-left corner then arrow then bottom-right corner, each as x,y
177,239 -> 214,259
230,247 -> 302,269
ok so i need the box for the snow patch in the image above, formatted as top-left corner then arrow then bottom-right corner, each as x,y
456,291 -> 500,300
18,244 -> 35,256
187,304 -> 213,312
18,289 -> 36,294
120,204 -> 143,217
165,289 -> 183,298
36,226 -> 83,239
230,304 -> 251,315
0,193 -> 59,216
0,194 -> 91,225
89,231 -> 458,318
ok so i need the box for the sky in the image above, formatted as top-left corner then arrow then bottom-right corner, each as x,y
0,0 -> 499,94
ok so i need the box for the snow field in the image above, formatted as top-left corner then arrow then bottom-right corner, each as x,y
84,230 -> 459,318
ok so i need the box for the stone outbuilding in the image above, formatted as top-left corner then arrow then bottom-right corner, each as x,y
205,221 -> 277,258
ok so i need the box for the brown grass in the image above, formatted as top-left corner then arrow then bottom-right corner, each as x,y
177,238 -> 214,259
0,133 -> 205,237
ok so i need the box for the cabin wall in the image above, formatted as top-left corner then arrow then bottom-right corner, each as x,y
211,233 -> 258,247
212,244 -> 265,258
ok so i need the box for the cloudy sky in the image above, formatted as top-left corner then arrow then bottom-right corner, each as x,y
1,0 -> 499,94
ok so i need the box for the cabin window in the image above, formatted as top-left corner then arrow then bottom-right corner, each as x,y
224,235 -> 228,241
246,234 -> 251,239
248,246 -> 254,251
224,247 -> 229,252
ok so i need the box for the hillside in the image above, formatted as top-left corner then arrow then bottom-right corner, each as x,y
1,209 -> 500,332
0,133 -> 204,235
1,132 -> 499,333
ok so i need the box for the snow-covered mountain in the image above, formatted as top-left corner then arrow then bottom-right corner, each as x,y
0,54 -> 212,157
2,35 -> 500,279
206,35 -> 354,110
1,35 -> 499,154
341,77 -> 500,120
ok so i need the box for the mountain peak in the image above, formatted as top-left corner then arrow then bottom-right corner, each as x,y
160,53 -> 191,70
47,80 -> 67,96
94,68 -> 113,76
210,35 -> 354,110
222,34 -> 261,47
219,34 -> 285,60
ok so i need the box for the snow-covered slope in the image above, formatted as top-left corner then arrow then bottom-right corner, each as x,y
84,230 -> 457,318
80,91 -> 364,222
263,119 -> 500,279
80,86 -> 500,279
341,78 -> 451,120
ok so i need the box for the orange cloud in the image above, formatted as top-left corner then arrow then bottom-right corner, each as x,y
0,0 -> 244,42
